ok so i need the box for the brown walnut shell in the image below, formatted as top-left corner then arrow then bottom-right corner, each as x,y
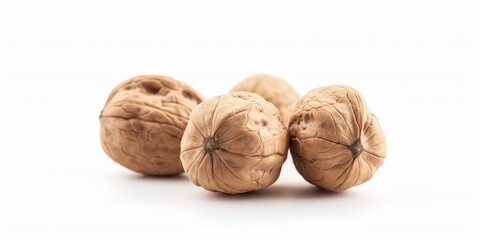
288,85 -> 386,192
100,75 -> 203,175
180,91 -> 288,194
230,74 -> 300,126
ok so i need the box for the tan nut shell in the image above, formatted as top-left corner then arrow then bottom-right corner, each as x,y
231,74 -> 300,126
180,92 -> 288,194
289,85 -> 386,192
100,75 -> 203,175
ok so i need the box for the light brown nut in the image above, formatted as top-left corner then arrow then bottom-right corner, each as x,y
288,85 -> 386,192
230,74 -> 300,126
100,75 -> 203,175
180,91 -> 288,194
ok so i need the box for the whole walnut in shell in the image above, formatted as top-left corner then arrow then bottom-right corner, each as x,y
100,75 -> 203,175
231,74 -> 300,126
180,92 -> 288,194
289,85 -> 386,192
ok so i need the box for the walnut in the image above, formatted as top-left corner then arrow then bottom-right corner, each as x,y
100,75 -> 203,175
180,92 -> 288,194
288,85 -> 386,192
230,74 -> 300,126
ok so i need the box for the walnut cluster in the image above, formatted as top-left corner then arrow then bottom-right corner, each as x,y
100,74 -> 386,194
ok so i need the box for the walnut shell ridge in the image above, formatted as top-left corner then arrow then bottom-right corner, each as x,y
180,91 -> 288,194
288,85 -> 386,192
231,74 -> 300,126
100,75 -> 203,175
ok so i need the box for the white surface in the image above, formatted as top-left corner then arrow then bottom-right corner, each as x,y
1,0 -> 480,238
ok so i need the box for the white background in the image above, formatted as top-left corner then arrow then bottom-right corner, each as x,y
1,0 -> 480,238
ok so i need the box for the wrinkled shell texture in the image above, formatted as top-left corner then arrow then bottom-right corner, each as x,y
100,75 -> 203,175
180,92 -> 288,194
231,74 -> 300,125
289,85 -> 386,192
